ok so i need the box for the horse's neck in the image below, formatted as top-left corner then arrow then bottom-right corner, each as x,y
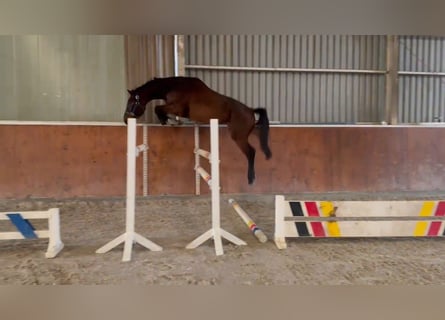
140,81 -> 166,102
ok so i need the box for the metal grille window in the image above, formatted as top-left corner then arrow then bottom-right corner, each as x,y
184,35 -> 387,124
399,36 -> 445,123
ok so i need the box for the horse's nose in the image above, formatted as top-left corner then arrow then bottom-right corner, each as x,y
123,111 -> 135,125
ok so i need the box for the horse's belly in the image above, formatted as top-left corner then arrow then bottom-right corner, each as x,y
189,103 -> 230,124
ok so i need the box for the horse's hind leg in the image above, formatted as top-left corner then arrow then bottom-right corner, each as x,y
245,143 -> 256,184
228,112 -> 258,184
230,131 -> 256,185
235,139 -> 256,184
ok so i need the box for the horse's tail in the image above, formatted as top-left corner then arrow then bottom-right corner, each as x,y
253,108 -> 272,159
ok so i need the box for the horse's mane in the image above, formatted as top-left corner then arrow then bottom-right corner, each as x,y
130,76 -> 201,94
131,77 -> 162,93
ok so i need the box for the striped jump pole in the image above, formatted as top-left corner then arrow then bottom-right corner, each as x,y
274,195 -> 445,249
0,208 -> 64,258
194,124 -> 201,195
228,199 -> 268,243
195,165 -> 212,187
186,119 -> 246,256
96,118 -> 162,262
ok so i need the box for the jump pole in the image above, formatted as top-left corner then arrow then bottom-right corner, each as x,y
96,118 -> 162,261
228,199 -> 268,243
186,119 -> 246,255
0,208 -> 64,258
274,195 -> 445,249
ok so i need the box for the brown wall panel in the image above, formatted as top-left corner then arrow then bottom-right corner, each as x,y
147,126 -> 445,195
147,126 -> 196,195
1,125 -> 445,199
0,125 -> 137,198
405,128 -> 445,190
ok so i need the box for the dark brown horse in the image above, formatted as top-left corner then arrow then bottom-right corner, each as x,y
124,76 -> 272,184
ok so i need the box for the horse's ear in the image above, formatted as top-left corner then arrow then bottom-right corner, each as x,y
127,89 -> 132,95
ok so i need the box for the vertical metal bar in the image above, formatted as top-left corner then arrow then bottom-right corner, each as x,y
239,35 -> 246,104
246,35 -> 253,105
225,35 -> 231,97
155,35 -> 164,77
174,35 -> 185,76
174,35 -> 179,76
440,38 -> 444,121
432,39 -> 438,119
412,37 -> 420,122
286,35 -> 293,121
259,35 -> 266,113
273,35 -> 280,120
385,35 -> 399,124
253,35 -> 259,108
331,35 -> 337,122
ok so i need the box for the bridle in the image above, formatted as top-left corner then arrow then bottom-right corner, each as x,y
128,94 -> 141,116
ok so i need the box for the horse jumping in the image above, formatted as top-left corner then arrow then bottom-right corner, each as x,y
124,76 -> 272,184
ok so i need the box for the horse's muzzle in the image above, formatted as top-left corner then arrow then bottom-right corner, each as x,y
123,111 -> 135,125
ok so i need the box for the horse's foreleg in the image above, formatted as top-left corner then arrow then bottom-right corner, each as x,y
156,103 -> 189,125
155,105 -> 169,125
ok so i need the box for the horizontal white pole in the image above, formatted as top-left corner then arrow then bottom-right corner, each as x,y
0,211 -> 52,220
0,120 -> 125,126
0,230 -> 50,240
2,120 -> 444,128
186,64 -> 386,74
399,71 -> 445,76
194,148 -> 211,160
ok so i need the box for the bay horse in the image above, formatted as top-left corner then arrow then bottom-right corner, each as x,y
123,76 -> 272,185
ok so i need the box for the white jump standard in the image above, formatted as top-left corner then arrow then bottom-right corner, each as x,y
96,118 -> 162,262
186,119 -> 246,255
0,208 -> 64,258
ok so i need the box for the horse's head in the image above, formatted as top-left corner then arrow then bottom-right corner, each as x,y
124,90 -> 146,124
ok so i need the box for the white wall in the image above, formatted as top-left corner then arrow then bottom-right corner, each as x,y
0,35 -> 126,122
